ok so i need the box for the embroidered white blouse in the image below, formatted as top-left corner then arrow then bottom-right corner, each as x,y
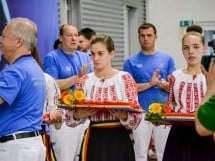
65,71 -> 142,130
168,69 -> 207,113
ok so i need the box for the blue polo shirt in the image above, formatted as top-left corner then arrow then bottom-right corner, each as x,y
123,51 -> 176,111
0,55 -> 46,136
43,49 -> 93,90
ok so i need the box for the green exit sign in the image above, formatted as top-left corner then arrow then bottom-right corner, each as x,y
180,20 -> 193,27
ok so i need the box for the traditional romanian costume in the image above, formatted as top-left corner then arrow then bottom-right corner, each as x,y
162,69 -> 215,161
66,71 -> 142,161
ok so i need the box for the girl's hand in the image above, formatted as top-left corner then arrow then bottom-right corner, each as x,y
73,108 -> 97,120
109,109 -> 128,121
43,110 -> 62,124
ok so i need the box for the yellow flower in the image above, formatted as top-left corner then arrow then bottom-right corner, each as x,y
145,102 -> 173,123
149,103 -> 162,114
60,88 -> 85,106
62,93 -> 74,106
74,89 -> 85,102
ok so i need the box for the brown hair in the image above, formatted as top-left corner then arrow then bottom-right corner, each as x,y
78,27 -> 96,40
186,25 -> 203,34
91,35 -> 115,52
182,32 -> 205,45
138,23 -> 157,35
31,46 -> 43,68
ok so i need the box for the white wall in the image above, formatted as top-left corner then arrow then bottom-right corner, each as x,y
147,0 -> 215,68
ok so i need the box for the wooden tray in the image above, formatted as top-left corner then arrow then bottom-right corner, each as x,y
58,102 -> 143,113
161,113 -> 195,126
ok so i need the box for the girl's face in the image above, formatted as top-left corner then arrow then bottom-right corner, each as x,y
91,42 -> 114,70
182,35 -> 206,67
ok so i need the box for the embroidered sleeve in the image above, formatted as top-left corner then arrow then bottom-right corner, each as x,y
168,75 -> 175,103
65,109 -> 86,127
45,77 -> 61,112
122,73 -> 139,104
120,112 -> 143,130
120,73 -> 142,129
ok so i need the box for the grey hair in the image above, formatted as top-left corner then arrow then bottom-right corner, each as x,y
9,17 -> 37,51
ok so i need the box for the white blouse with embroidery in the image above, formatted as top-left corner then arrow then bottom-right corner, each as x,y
65,71 -> 142,130
169,69 -> 207,113
44,73 -> 61,112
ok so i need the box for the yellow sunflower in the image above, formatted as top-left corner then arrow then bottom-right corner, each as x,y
74,88 -> 85,102
149,103 -> 162,114
62,93 -> 74,106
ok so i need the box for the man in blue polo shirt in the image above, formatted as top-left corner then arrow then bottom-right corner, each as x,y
0,18 -> 46,161
44,24 -> 93,161
123,23 -> 176,161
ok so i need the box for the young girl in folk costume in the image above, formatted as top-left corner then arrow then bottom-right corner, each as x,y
162,32 -> 215,161
65,35 -> 142,161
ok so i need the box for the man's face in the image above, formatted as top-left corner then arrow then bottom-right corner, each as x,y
59,25 -> 79,53
78,35 -> 90,53
0,24 -> 18,61
138,27 -> 157,52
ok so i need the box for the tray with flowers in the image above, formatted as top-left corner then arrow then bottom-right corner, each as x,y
58,89 -> 143,113
145,102 -> 195,126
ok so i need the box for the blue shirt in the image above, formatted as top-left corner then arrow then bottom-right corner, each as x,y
0,55 -> 46,136
123,51 -> 176,111
43,49 -> 94,90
